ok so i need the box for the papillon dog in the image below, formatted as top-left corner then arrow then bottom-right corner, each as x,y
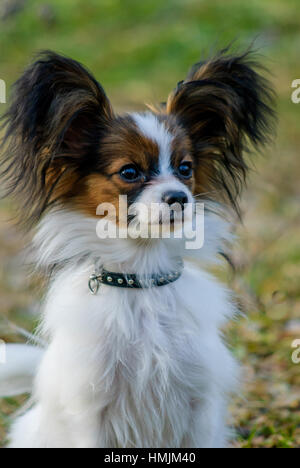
0,49 -> 275,448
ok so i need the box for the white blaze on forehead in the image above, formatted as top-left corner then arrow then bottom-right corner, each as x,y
132,113 -> 173,175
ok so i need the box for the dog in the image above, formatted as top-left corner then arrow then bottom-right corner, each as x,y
0,49 -> 274,448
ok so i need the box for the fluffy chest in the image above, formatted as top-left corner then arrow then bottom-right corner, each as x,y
40,266 -> 232,446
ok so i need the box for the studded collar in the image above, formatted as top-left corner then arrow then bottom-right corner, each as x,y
88,263 -> 183,295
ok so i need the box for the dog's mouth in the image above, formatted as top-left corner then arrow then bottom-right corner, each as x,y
127,205 -> 188,225
159,212 -> 180,226
127,213 -> 184,226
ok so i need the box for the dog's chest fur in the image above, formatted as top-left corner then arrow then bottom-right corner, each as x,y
34,262 -> 236,448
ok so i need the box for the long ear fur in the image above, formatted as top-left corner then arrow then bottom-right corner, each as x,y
167,49 -> 276,211
0,51 -> 113,225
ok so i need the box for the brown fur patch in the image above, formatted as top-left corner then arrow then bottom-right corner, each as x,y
100,116 -> 160,173
165,52 -> 275,210
169,124 -> 195,193
160,114 -> 206,195
72,116 -> 161,218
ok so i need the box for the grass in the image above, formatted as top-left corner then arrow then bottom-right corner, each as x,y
0,0 -> 300,448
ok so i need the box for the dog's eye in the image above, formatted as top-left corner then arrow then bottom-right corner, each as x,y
178,162 -> 193,179
119,164 -> 141,182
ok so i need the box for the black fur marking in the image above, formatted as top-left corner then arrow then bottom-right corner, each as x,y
0,51 -> 113,226
167,49 -> 276,214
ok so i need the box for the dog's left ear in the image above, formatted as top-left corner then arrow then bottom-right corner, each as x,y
167,51 -> 276,208
1,51 -> 114,225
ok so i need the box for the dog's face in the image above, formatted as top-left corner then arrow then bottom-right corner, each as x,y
1,51 -> 275,230
73,112 -> 195,228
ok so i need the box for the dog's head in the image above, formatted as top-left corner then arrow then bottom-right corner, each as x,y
1,50 -> 275,232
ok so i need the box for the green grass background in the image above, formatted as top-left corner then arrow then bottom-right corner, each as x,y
0,0 -> 300,448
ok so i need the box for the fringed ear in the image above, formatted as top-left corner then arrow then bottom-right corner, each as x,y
167,50 -> 276,211
1,51 -> 114,225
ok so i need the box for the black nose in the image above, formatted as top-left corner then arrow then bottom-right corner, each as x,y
162,191 -> 188,207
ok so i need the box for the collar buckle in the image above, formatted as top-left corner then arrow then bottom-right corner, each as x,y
88,274 -> 101,295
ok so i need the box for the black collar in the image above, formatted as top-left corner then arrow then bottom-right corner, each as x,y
89,264 -> 183,295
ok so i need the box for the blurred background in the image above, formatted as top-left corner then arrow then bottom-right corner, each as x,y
0,0 -> 299,448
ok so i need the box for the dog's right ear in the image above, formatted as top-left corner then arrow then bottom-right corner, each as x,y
166,50 -> 276,212
1,51 -> 113,225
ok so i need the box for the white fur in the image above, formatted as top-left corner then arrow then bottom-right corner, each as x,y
6,206 -> 239,448
133,113 -> 173,175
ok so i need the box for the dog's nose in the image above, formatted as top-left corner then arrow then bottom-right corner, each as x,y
162,191 -> 188,207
